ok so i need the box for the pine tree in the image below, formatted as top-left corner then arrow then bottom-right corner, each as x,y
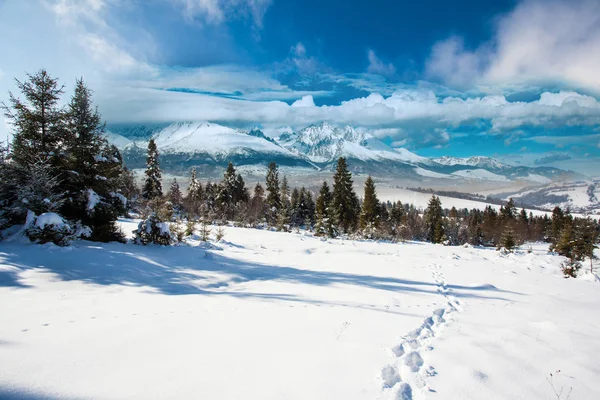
424,195 -> 444,243
65,78 -> 105,186
500,198 -> 517,222
575,218 -> 599,273
550,206 -> 565,245
331,157 -> 360,233
498,225 -> 517,252
389,201 -> 406,238
65,80 -> 127,241
555,221 -> 575,259
265,162 -> 281,223
2,70 -> 66,169
142,139 -> 162,200
185,167 -> 203,216
360,176 -> 380,232
168,179 -> 183,211
315,181 -> 334,236
280,175 -> 290,209
249,183 -> 266,224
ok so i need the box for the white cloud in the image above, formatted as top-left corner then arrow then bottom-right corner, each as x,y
367,50 -> 396,77
280,42 -> 322,75
291,95 -> 316,108
426,36 -> 486,88
426,0 -> 600,91
173,0 -> 272,26
526,133 -> 600,146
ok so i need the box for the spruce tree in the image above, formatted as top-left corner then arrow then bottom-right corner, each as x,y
265,162 -> 281,222
550,206 -> 565,245
64,80 -> 127,241
360,176 -> 380,232
315,181 -> 334,237
498,225 -> 517,252
555,221 -> 575,259
2,70 -> 66,169
389,201 -> 406,238
331,157 -> 360,233
185,167 -> 203,216
168,179 -> 183,211
424,195 -> 444,243
142,139 -> 162,200
575,218 -> 599,272
280,175 -> 290,209
249,183 -> 266,224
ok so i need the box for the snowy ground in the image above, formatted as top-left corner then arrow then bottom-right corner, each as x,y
1,221 -> 599,400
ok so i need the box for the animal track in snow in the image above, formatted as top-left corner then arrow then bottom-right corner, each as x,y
380,263 -> 463,399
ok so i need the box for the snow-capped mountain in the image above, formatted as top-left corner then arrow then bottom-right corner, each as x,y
433,156 -> 506,170
105,121 -> 584,183
277,122 -> 432,168
108,122 -> 315,174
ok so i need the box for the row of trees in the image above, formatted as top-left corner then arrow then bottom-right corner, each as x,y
138,141 -> 599,274
0,70 -> 135,244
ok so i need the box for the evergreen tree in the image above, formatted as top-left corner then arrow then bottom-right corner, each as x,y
575,218 -> 599,272
185,167 -> 203,216
315,181 -> 334,237
142,139 -> 162,200
389,201 -> 406,238
280,175 -> 290,209
555,220 -> 575,259
481,205 -> 499,245
265,162 -> 281,222
331,157 -> 360,233
2,72 -> 127,242
168,179 -> 183,211
249,183 -> 266,224
424,195 -> 444,243
550,206 -> 565,244
65,78 -> 105,186
2,70 -> 66,169
466,209 -> 483,245
498,225 -> 517,252
499,198 -> 517,222
360,176 -> 380,232
64,80 -> 126,241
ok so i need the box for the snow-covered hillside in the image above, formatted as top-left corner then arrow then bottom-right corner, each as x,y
1,221 -> 599,400
499,180 -> 600,213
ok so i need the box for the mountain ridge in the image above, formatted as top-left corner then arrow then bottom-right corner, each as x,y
106,121 -> 584,183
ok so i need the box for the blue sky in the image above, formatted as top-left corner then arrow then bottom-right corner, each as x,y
1,0 -> 600,174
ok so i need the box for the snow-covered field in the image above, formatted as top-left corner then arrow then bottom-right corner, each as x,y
1,221 -> 599,400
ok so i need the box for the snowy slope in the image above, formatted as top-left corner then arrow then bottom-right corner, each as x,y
499,181 -> 600,213
451,169 -> 511,182
1,222 -> 599,400
154,122 -> 296,156
103,132 -> 132,149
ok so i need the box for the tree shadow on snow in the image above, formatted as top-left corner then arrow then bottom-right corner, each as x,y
0,386 -> 86,400
0,241 -> 519,305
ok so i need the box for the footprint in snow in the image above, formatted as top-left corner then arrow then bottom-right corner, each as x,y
404,352 -> 424,372
396,383 -> 413,400
381,365 -> 401,388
